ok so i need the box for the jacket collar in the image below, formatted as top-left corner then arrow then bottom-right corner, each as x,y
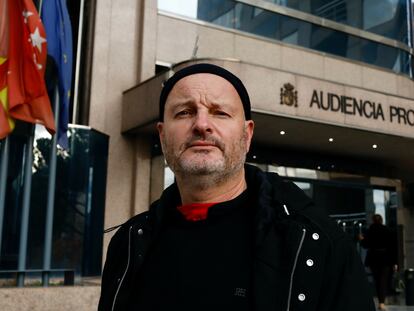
244,164 -> 313,213
148,164 -> 313,244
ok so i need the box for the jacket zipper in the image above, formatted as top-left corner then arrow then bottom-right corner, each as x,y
111,226 -> 132,311
286,228 -> 307,311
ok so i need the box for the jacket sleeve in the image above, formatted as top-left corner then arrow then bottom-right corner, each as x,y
98,228 -> 127,311
318,235 -> 376,311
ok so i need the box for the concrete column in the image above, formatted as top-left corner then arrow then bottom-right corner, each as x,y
150,155 -> 165,204
138,0 -> 158,81
131,137 -> 152,216
89,0 -> 147,264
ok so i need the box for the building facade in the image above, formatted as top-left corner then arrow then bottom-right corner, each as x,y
1,0 -> 414,309
113,0 -> 414,268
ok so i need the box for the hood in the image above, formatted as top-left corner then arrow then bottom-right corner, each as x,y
244,164 -> 313,214
244,164 -> 341,244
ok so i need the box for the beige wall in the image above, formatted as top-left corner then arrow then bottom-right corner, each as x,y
123,59 -> 414,140
156,13 -> 414,100
88,0 -> 158,264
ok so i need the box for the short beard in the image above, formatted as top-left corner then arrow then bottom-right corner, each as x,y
161,130 -> 248,189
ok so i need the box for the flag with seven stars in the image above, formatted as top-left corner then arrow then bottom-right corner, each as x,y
3,0 -> 56,138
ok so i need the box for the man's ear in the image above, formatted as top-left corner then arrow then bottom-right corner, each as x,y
245,120 -> 254,152
157,122 -> 165,153
157,122 -> 164,146
157,122 -> 164,139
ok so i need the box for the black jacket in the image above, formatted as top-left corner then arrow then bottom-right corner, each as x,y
361,223 -> 398,267
98,165 -> 375,311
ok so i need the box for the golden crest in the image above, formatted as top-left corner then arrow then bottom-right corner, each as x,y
280,83 -> 298,107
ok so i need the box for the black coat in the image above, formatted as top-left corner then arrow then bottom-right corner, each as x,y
98,164 -> 375,311
361,223 -> 397,267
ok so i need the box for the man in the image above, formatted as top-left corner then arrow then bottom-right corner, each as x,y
98,63 -> 375,311
360,214 -> 398,310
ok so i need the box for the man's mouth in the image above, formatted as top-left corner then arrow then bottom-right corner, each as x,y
184,137 -> 225,152
189,141 -> 217,148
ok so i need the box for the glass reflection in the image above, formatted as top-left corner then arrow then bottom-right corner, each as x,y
0,126 -> 108,278
158,0 -> 412,75
261,0 -> 410,44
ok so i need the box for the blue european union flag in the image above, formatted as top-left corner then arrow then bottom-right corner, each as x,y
42,0 -> 73,149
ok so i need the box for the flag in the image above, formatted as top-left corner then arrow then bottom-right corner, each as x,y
42,0 -> 73,149
7,0 -> 56,135
0,0 -> 15,139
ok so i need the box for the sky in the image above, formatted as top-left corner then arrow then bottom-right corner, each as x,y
158,0 -> 198,18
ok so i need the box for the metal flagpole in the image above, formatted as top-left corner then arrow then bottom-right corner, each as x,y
71,0 -> 85,124
38,0 -> 44,14
17,127 -> 35,287
0,138 -> 10,259
16,0 -> 48,287
42,88 -> 60,286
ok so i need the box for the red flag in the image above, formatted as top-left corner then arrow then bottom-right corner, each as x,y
7,0 -> 55,134
0,0 -> 14,139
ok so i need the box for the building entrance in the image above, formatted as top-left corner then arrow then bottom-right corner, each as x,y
254,163 -> 398,232
290,178 -> 398,230
251,163 -> 401,270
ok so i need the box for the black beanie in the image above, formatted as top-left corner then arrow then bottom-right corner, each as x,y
159,63 -> 251,121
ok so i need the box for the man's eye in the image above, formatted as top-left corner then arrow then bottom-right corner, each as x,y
214,110 -> 230,117
175,110 -> 192,117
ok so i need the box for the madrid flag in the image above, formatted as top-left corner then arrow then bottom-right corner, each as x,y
5,0 -> 55,136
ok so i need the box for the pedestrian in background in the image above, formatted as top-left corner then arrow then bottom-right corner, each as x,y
360,214 -> 398,310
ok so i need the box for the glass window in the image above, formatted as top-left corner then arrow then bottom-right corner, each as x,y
293,181 -> 313,198
262,0 -> 410,45
164,166 -> 175,189
363,0 -> 400,29
372,189 -> 386,222
0,126 -> 109,277
0,134 -> 28,270
158,0 -> 411,44
158,0 -> 412,76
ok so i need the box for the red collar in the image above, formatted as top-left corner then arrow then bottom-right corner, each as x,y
177,202 -> 218,221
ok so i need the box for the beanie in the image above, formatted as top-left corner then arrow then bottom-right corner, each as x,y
159,63 -> 251,121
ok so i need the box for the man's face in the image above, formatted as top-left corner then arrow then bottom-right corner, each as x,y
157,73 -> 254,180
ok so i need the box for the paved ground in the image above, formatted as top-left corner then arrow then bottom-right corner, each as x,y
374,295 -> 414,310
386,306 -> 414,310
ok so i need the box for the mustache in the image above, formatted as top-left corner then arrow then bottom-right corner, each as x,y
184,135 -> 225,151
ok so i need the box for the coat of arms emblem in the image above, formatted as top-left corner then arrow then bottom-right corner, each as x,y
280,83 -> 298,107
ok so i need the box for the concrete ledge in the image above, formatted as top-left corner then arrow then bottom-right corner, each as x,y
0,286 -> 100,311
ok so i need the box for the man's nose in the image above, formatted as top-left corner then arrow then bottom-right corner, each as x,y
192,111 -> 212,135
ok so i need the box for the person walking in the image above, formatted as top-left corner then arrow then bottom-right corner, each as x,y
360,214 -> 398,310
